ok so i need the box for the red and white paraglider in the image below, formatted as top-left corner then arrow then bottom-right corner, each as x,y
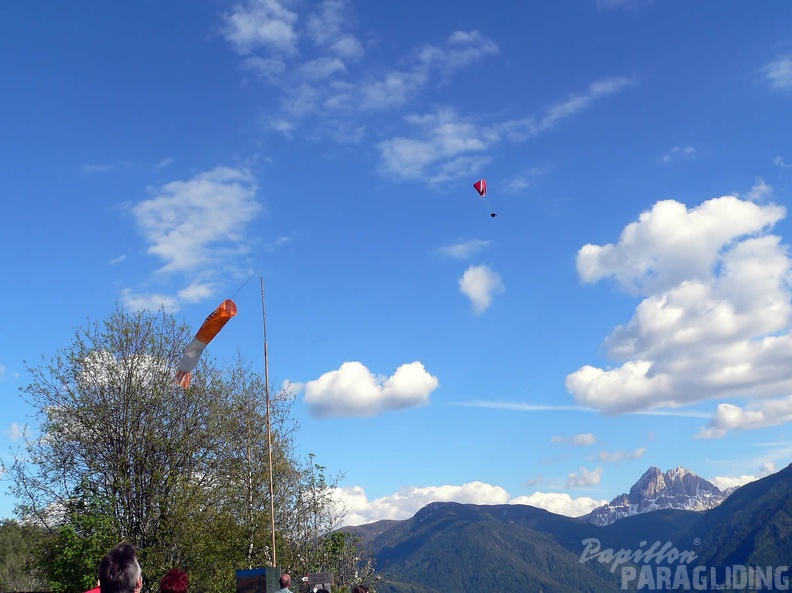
473,179 -> 496,217
175,299 -> 237,388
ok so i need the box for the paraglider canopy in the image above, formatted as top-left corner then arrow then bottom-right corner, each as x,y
472,179 -> 496,217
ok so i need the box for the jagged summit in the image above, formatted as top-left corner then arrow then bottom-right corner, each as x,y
585,466 -> 728,526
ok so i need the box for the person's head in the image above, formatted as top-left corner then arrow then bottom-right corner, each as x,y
159,569 -> 189,593
279,573 -> 291,589
99,543 -> 142,593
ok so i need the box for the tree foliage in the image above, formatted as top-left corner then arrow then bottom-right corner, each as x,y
6,306 -> 377,593
0,519 -> 47,592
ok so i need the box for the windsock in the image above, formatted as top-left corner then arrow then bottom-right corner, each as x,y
175,299 -> 237,388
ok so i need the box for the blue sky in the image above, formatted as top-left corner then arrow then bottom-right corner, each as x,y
2,0 -> 792,525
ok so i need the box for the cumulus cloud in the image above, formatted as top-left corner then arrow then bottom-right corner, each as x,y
566,467 -> 603,488
510,492 -> 607,517
119,290 -> 180,313
745,177 -> 772,202
459,264 -> 504,314
594,447 -> 646,463
567,195 -> 792,426
332,481 -> 606,526
761,56 -> 792,90
303,361 -> 439,418
435,239 -> 491,259
133,167 -> 261,274
332,481 -> 509,526
552,433 -> 597,446
709,462 -> 775,491
696,398 -> 792,438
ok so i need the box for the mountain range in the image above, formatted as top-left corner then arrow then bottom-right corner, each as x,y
584,465 -> 729,526
348,464 -> 792,593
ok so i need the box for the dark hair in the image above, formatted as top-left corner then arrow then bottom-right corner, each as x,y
99,543 -> 141,593
279,573 -> 291,589
160,568 -> 189,593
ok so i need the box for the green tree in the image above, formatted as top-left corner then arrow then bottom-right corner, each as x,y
39,482 -> 117,593
0,519 -> 47,592
5,306 -> 377,593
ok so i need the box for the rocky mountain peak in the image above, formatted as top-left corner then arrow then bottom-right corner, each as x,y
585,466 -> 728,526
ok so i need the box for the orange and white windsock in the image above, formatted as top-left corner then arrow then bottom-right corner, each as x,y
175,299 -> 237,388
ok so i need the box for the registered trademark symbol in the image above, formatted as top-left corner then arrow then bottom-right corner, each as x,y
693,538 -> 701,546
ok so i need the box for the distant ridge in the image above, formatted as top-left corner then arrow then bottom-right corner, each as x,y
584,466 -> 728,526
346,463 -> 792,593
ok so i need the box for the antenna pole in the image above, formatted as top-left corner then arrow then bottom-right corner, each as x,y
261,275 -> 277,567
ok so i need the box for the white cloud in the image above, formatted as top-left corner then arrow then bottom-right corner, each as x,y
119,289 -> 181,313
299,56 -> 347,80
0,364 -> 5,380
353,31 -> 498,112
745,177 -> 772,202
662,146 -> 697,162
539,77 -> 633,131
572,433 -> 597,446
696,398 -> 792,439
177,281 -> 215,304
552,433 -> 597,446
761,56 -> 792,90
709,462 -> 775,491
227,3 -> 497,138
333,481 -> 509,526
510,492 -> 607,517
332,480 -> 606,526
132,167 -> 261,274
568,195 -> 792,422
435,239 -> 491,259
595,447 -> 646,463
221,0 -> 299,55
303,361 -> 439,418
566,466 -> 603,488
4,423 -> 24,441
576,196 -> 784,294
775,156 -> 791,169
459,264 -> 504,314
378,77 -> 631,184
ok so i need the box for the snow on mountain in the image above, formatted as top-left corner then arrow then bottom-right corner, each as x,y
584,466 -> 729,526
